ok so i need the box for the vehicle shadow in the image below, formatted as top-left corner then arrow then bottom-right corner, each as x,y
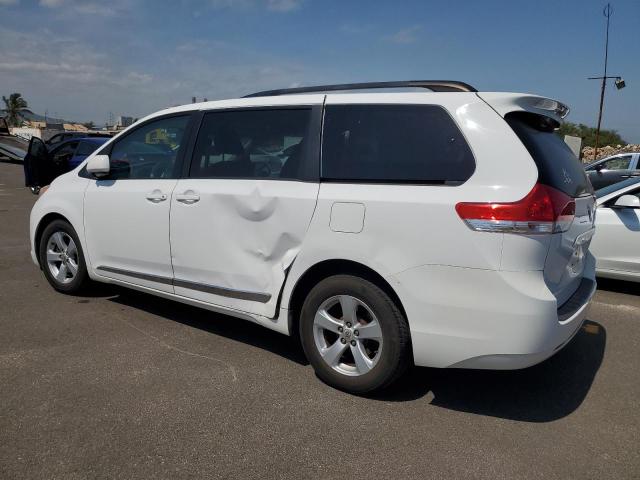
107,288 -> 309,366
596,277 -> 640,296
106,287 -> 605,422
371,320 -> 606,422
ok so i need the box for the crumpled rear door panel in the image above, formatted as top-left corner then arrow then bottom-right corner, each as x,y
170,179 -> 319,318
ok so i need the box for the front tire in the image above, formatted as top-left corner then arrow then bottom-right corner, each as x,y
300,275 -> 411,393
38,219 -> 90,294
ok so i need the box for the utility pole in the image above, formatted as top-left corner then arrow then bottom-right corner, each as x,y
588,3 -> 626,160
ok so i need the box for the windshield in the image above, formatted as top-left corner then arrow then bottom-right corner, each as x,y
595,177 -> 640,198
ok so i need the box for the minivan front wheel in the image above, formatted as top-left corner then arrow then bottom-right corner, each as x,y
39,219 -> 90,293
300,275 -> 411,393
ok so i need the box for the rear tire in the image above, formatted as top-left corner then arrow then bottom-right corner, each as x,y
299,275 -> 411,393
38,219 -> 90,294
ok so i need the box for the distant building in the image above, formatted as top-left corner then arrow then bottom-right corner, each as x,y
63,123 -> 89,132
115,116 -> 134,128
11,120 -> 88,141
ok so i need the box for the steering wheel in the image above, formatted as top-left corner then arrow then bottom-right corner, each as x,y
254,161 -> 271,178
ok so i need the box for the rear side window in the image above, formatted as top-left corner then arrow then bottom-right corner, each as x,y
506,112 -> 592,197
321,105 -> 475,184
189,108 -> 315,181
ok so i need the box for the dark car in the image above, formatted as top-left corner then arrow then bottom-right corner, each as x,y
587,169 -> 640,190
24,136 -> 109,193
45,131 -> 112,148
48,137 -> 109,168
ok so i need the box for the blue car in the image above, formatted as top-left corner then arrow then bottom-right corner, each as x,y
24,136 -> 109,193
48,137 -> 109,168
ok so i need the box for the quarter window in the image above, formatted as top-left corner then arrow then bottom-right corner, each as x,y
108,115 -> 189,179
321,105 -> 475,184
189,109 -> 313,180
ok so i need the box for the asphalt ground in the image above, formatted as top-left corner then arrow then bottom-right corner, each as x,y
1,161 -> 638,479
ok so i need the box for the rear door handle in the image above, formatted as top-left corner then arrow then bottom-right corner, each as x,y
175,191 -> 200,204
146,190 -> 167,203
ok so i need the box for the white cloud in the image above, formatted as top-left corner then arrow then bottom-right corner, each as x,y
267,0 -> 301,12
208,0 -> 302,12
385,25 -> 421,44
39,0 -> 64,6
0,27 -> 327,123
38,0 -> 128,16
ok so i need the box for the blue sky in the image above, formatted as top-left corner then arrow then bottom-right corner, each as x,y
0,0 -> 638,141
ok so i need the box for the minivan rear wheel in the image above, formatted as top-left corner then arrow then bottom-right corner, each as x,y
39,219 -> 90,294
300,275 -> 411,393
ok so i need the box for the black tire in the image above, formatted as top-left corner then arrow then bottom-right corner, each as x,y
299,275 -> 411,393
38,219 -> 90,294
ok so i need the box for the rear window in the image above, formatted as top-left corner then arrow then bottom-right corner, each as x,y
321,105 -> 475,184
506,112 -> 592,197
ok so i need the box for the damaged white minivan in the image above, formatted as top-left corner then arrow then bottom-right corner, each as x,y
25,81 -> 596,393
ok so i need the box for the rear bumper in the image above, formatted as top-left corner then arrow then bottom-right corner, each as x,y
389,253 -> 596,369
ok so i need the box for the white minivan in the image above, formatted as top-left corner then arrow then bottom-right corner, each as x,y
24,81 -> 596,393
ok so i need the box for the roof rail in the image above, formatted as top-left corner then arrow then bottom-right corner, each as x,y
243,80 -> 477,98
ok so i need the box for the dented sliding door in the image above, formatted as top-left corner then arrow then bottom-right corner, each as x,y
169,105 -> 322,317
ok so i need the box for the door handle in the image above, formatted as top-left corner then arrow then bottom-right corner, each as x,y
175,191 -> 200,204
146,190 -> 167,203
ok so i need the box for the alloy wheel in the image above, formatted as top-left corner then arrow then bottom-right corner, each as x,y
313,295 -> 383,376
46,231 -> 79,285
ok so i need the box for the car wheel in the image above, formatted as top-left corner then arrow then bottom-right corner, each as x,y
300,275 -> 411,393
39,219 -> 90,294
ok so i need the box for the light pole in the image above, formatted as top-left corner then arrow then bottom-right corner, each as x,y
589,3 -> 626,160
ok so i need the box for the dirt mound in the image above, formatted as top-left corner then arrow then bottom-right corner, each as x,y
581,144 -> 640,162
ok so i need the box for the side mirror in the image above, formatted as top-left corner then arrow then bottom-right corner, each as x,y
87,154 -> 110,177
595,163 -> 605,172
613,194 -> 640,209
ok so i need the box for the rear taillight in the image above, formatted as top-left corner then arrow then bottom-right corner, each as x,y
455,183 -> 575,234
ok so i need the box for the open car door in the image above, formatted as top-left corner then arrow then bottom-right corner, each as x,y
23,136 -> 60,194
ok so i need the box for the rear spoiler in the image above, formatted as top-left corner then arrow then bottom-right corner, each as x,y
477,92 -> 570,125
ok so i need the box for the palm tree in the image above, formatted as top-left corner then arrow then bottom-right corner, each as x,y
2,93 -> 31,127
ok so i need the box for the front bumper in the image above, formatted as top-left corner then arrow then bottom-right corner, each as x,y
389,253 -> 596,369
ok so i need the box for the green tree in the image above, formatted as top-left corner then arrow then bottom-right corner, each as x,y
1,93 -> 31,127
557,121 -> 627,148
83,121 -> 95,129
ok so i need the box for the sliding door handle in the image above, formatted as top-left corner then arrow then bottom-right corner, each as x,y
175,192 -> 200,204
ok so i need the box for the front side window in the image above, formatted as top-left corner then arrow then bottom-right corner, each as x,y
48,134 -> 64,146
189,108 -> 313,180
108,115 -> 189,179
52,141 -> 78,165
321,104 -> 475,184
601,155 -> 632,170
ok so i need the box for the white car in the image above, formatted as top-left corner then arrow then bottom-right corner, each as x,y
591,177 -> 640,282
24,81 -> 596,393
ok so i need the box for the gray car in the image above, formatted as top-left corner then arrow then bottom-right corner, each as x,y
585,153 -> 640,190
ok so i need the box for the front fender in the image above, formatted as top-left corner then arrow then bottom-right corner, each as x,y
29,172 -> 90,268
